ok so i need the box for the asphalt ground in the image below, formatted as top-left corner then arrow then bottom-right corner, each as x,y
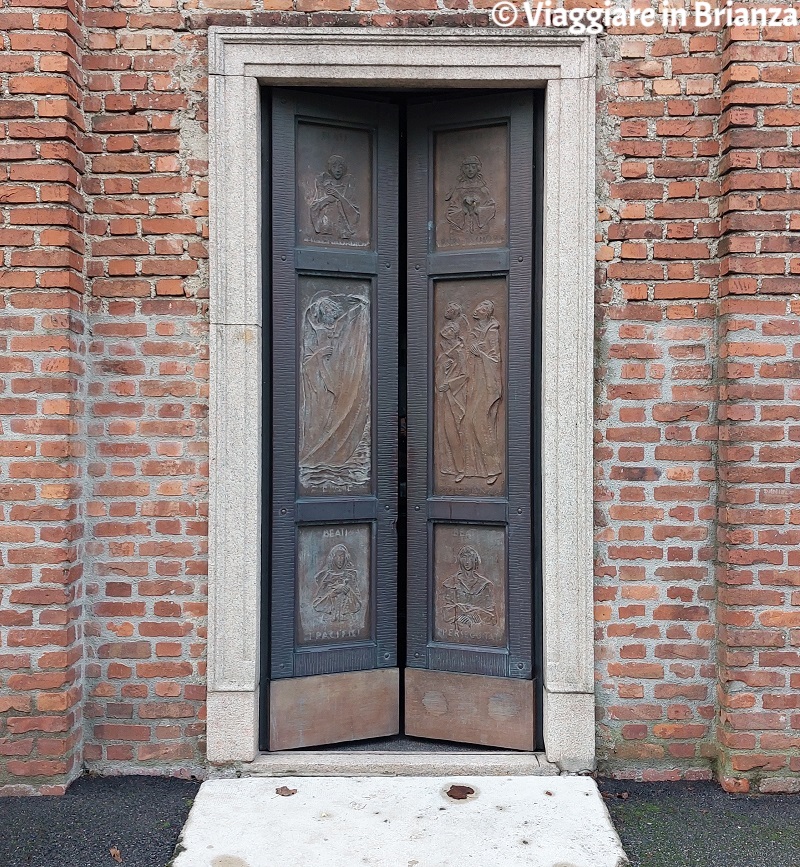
1,773 -> 799,866
0,774 -> 200,867
599,778 -> 800,867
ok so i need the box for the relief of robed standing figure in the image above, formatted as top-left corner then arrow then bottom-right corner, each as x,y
435,315 -> 468,480
435,299 -> 503,487
299,290 -> 371,491
463,299 -> 502,485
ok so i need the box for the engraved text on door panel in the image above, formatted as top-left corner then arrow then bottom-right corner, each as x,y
434,124 -> 508,251
298,276 -> 372,495
433,524 -> 507,648
297,524 -> 371,645
296,122 -> 372,249
433,278 -> 507,496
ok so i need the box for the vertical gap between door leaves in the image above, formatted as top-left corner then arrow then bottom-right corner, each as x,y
397,98 -> 409,731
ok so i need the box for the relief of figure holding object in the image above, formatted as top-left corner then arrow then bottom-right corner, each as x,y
462,299 -> 503,485
309,154 -> 360,240
441,545 -> 497,639
436,298 -> 503,486
445,155 -> 496,235
299,290 -> 371,490
311,543 -> 362,624
435,319 -> 468,480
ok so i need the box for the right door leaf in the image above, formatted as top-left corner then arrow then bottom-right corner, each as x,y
406,92 -> 536,751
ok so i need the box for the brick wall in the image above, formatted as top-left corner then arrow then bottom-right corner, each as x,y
80,2 -> 208,774
594,24 -> 722,783
714,25 -> 800,793
1,1 -> 798,793
595,302 -> 719,780
716,296 -> 800,793
81,295 -> 208,772
596,20 -> 800,792
0,0 -> 86,795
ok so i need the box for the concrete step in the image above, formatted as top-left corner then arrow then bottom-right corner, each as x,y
172,775 -> 629,867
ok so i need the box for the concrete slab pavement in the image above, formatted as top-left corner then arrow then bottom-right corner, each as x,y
172,775 -> 629,867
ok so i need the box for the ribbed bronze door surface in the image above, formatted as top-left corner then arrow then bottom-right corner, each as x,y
265,89 -> 537,752
268,90 -> 399,750
405,93 -> 536,750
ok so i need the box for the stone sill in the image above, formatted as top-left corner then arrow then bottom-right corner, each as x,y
246,751 -> 560,777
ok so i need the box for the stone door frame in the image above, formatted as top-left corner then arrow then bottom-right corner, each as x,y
207,27 -> 596,771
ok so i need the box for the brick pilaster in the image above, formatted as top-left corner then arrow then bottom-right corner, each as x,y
0,0 -> 87,794
715,23 -> 800,794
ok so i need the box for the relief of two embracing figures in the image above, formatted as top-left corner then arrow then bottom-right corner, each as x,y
435,299 -> 503,486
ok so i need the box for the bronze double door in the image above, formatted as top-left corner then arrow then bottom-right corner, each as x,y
267,89 -> 536,752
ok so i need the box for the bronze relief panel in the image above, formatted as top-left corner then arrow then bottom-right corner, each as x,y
296,121 -> 373,249
433,278 -> 507,497
434,124 -> 509,251
297,524 -> 372,646
433,524 -> 507,648
298,276 -> 372,496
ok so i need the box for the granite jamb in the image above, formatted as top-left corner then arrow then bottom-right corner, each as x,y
207,27 -> 596,772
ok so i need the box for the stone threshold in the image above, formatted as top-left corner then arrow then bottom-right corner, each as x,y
248,751 -> 559,776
